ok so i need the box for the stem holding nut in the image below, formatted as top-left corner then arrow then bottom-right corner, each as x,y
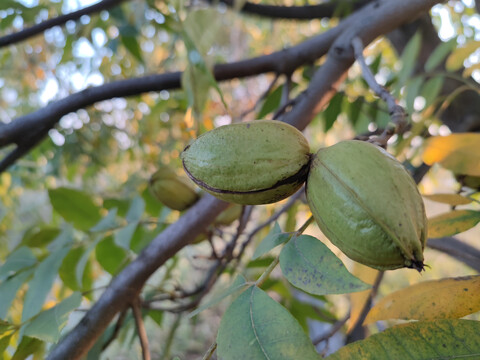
352,37 -> 408,147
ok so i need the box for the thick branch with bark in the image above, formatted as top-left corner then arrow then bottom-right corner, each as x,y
282,0 -> 441,130
0,4 -> 358,170
45,1 -> 442,359
48,194 -> 229,359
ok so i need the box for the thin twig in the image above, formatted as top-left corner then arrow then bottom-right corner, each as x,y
202,341 -> 217,360
236,188 -> 304,259
239,74 -> 280,118
313,313 -> 350,345
255,256 -> 280,287
160,315 -> 181,360
102,308 -> 128,351
281,74 -> 293,107
351,37 -> 407,147
255,215 -> 313,287
143,206 -> 254,314
273,97 -> 297,119
131,297 -> 151,360
346,270 -> 384,342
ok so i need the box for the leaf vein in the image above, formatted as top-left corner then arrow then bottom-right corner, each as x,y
249,287 -> 271,360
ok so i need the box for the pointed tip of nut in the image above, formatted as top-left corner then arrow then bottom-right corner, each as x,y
409,259 -> 426,272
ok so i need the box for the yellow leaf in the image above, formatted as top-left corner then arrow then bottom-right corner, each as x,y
423,193 -> 473,206
428,210 -> 480,238
422,134 -> 480,176
446,40 -> 480,71
365,275 -> 480,324
348,263 -> 379,332
184,107 -> 195,129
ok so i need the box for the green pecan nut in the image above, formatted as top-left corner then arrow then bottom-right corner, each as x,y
181,120 -> 311,205
306,140 -> 427,271
149,164 -> 200,211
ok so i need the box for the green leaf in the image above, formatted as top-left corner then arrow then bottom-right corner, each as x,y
395,31 -> 422,91
90,208 -> 119,232
0,247 -> 36,282
369,53 -> 382,74
0,270 -> 33,319
21,245 -> 71,322
324,92 -> 343,132
95,235 -> 128,275
148,310 -> 163,326
183,9 -> 223,57
126,196 -> 145,222
0,334 -> 13,354
279,235 -> 370,295
47,227 -> 74,252
182,62 -> 211,118
446,40 -> 480,71
121,35 -> 143,63
258,85 -> 283,118
58,245 -> 93,293
0,14 -> 15,30
405,76 -> 424,114
11,336 -> 44,360
425,38 -> 457,72
114,222 -> 138,249
0,319 -> 16,335
252,222 -> 290,260
326,319 -> 480,359
59,247 -> 85,291
217,286 -> 319,360
104,198 -> 131,218
347,97 -> 363,126
142,187 -> 163,216
246,257 -> 276,268
48,187 -> 101,231
288,298 -> 333,332
23,292 -> 82,343
21,227 -> 61,248
421,76 -> 444,108
428,210 -> 480,238
130,225 -> 156,253
354,110 -> 371,134
189,275 -> 249,318
181,26 -> 227,115
61,34 -> 74,63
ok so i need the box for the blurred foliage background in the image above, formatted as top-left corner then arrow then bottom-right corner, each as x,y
0,0 -> 479,359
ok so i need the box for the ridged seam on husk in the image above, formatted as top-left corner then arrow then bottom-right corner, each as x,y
182,153 -> 311,195
308,148 -> 422,269
305,175 -> 405,270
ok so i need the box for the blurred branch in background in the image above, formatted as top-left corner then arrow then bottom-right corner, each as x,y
0,0 -> 129,48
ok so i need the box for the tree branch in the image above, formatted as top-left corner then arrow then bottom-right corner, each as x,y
0,6 -> 357,169
0,0 -> 129,48
131,297 -> 151,360
282,0 -> 442,130
352,36 -> 407,146
216,0 -> 371,19
427,237 -> 480,272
